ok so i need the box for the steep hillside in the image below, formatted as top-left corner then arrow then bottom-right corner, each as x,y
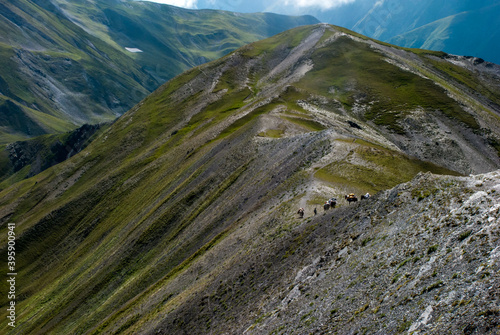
0,0 -> 318,142
0,24 -> 499,334
53,0 -> 319,82
0,0 -> 156,138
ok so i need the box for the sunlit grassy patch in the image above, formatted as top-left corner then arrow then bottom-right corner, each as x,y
258,129 -> 285,138
297,36 -> 478,133
281,116 -> 326,132
315,140 -> 461,194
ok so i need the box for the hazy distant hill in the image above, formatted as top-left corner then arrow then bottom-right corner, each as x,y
200,0 -> 499,65
349,0 -> 500,64
352,0 -> 490,40
0,24 -> 499,334
388,3 -> 500,63
0,0 -> 318,142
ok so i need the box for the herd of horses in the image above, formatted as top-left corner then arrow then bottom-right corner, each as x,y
327,193 -> 370,208
297,193 -> 370,218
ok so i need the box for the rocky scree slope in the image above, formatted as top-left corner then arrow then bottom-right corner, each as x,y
0,24 -> 499,334
159,169 -> 500,335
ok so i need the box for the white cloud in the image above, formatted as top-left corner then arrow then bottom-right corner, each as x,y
140,0 -> 198,8
283,0 -> 356,10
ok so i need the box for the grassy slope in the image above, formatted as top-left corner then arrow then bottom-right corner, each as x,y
0,24 -> 498,334
0,0 -> 318,143
296,33 -> 475,134
314,139 -> 460,195
54,0 -> 319,80
0,0 -> 155,142
0,123 -> 107,188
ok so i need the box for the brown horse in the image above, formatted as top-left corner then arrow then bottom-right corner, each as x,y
345,194 -> 358,204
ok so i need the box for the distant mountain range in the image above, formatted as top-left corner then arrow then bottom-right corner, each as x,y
1,24 -> 499,334
387,3 -> 500,64
351,0 -> 500,64
0,0 -> 318,142
191,0 -> 500,65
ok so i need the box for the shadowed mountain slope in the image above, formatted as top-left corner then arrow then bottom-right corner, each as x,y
0,122 -> 107,188
350,0 -> 499,64
0,0 -> 318,142
0,24 -> 499,334
388,3 -> 500,65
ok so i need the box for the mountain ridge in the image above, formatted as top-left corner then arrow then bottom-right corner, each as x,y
0,23 -> 499,334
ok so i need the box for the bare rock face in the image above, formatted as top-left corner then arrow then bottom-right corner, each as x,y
242,171 -> 500,334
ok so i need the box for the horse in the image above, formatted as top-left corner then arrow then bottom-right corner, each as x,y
329,198 -> 337,208
361,193 -> 370,200
345,194 -> 358,204
324,202 -> 330,211
297,208 -> 304,218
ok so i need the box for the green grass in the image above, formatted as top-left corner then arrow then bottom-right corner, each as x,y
258,129 -> 285,138
0,130 -> 27,144
215,103 -> 269,140
0,0 -> 317,141
281,116 -> 326,132
296,36 -> 478,133
426,56 -> 500,107
314,139 -> 460,194
241,25 -> 315,59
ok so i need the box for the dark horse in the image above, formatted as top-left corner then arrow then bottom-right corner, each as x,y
329,198 -> 336,208
345,194 -> 358,204
323,202 -> 330,211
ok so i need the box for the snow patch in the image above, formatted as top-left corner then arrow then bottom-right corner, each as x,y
125,47 -> 143,53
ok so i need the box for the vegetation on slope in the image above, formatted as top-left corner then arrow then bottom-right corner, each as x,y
0,24 -> 499,334
0,123 -> 107,188
0,0 -> 318,143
